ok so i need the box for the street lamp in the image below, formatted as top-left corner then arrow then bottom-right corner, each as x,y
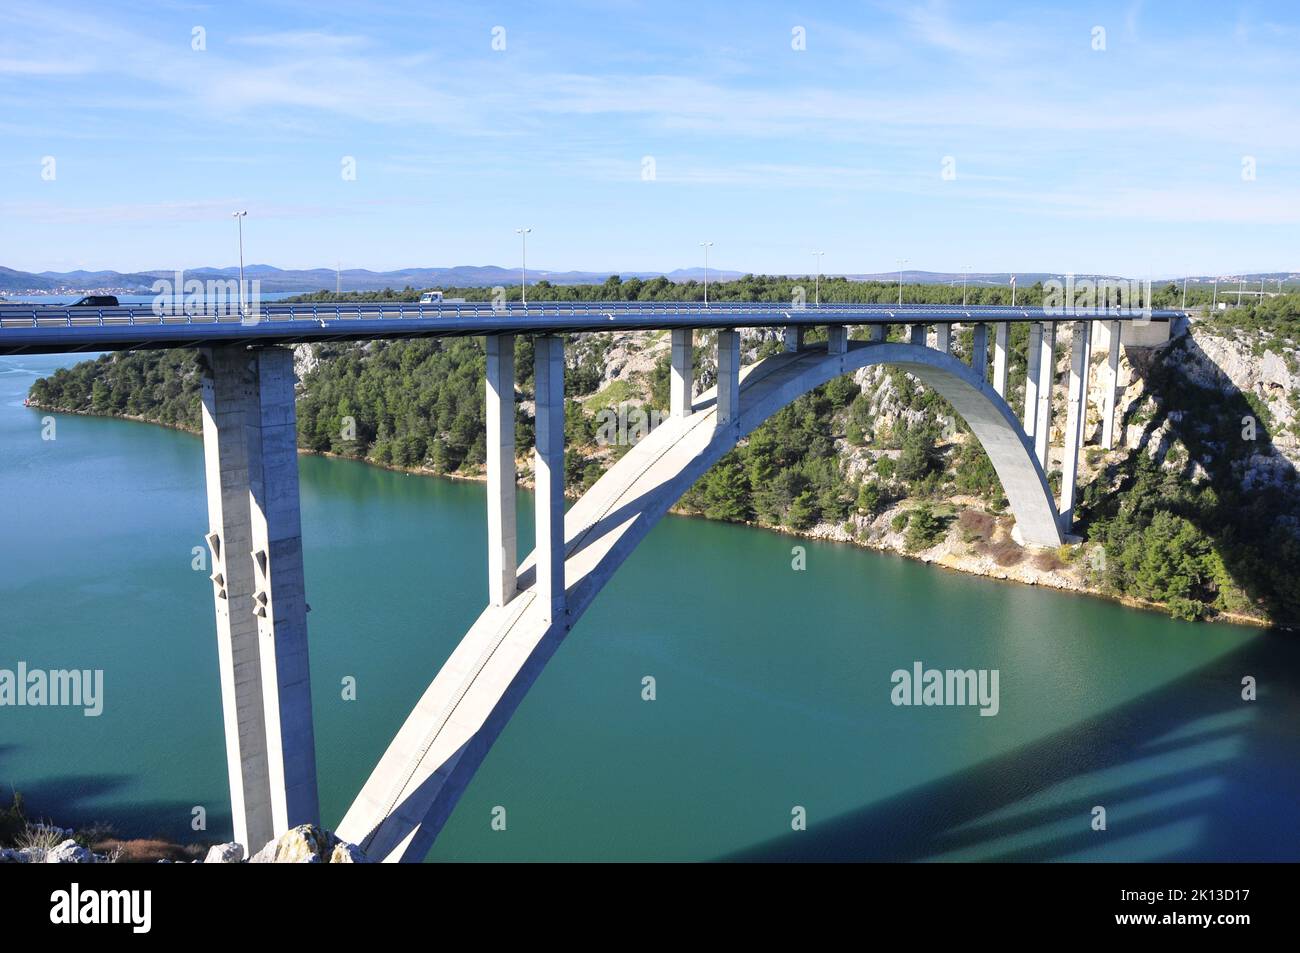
812,251 -> 824,306
1212,276 -> 1218,309
1181,276 -> 1187,309
700,242 -> 714,307
514,227 -> 532,305
962,264 -> 972,306
896,258 -> 908,306
231,210 -> 248,315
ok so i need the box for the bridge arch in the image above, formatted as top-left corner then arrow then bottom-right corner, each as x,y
336,338 -> 1062,861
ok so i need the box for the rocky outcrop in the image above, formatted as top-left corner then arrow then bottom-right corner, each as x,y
249,825 -> 369,864
203,842 -> 245,863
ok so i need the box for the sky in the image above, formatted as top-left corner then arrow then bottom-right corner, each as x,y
1,0 -> 1298,277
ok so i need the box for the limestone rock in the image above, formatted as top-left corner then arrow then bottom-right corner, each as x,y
44,839 -> 94,863
250,824 -> 368,864
203,842 -> 245,863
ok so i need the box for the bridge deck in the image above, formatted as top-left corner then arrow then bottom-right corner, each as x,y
0,301 -> 1178,355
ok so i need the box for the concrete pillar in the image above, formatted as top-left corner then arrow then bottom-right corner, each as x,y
1059,321 -> 1091,531
717,329 -> 741,427
202,345 -> 320,848
992,323 -> 1009,397
868,324 -> 886,343
783,326 -> 805,352
533,335 -> 566,624
201,347 -> 273,854
246,347 -> 319,838
971,324 -> 988,380
1101,320 -> 1121,450
1023,322 -> 1042,436
1034,322 -> 1057,468
827,325 -> 848,355
909,323 -> 926,346
936,324 -> 952,354
486,335 -> 517,606
670,328 -> 694,418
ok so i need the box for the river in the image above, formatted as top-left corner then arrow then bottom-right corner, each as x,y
1,353 -> 1296,861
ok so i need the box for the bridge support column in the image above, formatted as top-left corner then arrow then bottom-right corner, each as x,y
200,345 -> 319,852
717,329 -> 741,427
783,326 -> 805,352
827,325 -> 848,355
971,324 -> 988,380
992,322 -> 1009,397
936,324 -> 952,354
868,325 -> 886,343
909,324 -> 926,346
486,335 -> 518,606
1059,321 -> 1091,532
1023,322 -> 1042,436
534,335 -> 566,624
670,328 -> 694,418
1034,322 -> 1056,468
1101,320 -> 1121,450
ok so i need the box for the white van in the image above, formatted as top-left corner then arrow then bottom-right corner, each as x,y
419,291 -> 444,305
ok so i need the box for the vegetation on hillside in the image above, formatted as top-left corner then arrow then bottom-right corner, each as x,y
26,280 -> 1300,626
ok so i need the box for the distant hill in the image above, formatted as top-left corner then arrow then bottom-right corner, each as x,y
2,264 -> 1294,295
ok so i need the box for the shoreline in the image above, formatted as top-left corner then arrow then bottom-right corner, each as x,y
23,399 -> 1275,630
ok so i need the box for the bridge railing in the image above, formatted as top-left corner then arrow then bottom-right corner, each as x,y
0,299 -> 1173,330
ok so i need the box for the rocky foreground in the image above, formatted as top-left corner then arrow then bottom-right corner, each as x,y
0,823 -> 369,864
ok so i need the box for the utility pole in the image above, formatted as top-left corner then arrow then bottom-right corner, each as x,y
231,210 -> 248,316
515,227 -> 532,305
700,242 -> 714,307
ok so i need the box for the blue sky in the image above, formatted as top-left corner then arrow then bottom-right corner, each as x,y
1,0 -> 1297,276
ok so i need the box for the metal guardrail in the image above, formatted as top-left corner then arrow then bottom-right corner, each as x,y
0,299 -> 1176,330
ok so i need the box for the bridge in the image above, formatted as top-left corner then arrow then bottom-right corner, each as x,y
4,300 -> 1181,859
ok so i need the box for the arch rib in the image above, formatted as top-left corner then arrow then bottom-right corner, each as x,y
335,340 -> 1062,861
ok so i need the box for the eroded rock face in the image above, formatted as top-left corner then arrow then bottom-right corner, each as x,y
249,825 -> 368,864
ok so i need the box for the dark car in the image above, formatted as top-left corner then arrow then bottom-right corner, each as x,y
69,295 -> 119,307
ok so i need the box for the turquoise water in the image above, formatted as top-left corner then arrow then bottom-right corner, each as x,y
1,353 -> 1297,861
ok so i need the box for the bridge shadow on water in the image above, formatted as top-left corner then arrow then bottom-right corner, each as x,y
722,632 -> 1300,862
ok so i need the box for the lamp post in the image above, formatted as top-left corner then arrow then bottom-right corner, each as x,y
813,251 -> 824,306
1181,276 -> 1187,309
700,242 -> 714,307
962,264 -> 972,306
231,210 -> 248,315
514,227 -> 532,305
1212,276 -> 1218,309
896,258 -> 908,306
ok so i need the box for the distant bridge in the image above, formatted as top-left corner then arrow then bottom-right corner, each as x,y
3,300 -> 1182,858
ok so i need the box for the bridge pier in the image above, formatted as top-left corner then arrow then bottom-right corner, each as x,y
1059,321 -> 1092,532
971,324 -> 988,380
783,326 -> 805,352
827,325 -> 848,355
717,329 -> 741,427
1034,322 -> 1057,468
1023,322 -> 1042,436
936,324 -> 952,355
670,328 -> 694,418
909,324 -> 926,346
534,335 -> 566,624
992,322 -> 1009,397
199,345 -> 319,852
1101,320 -> 1121,449
868,325 -> 886,343
486,335 -> 518,606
